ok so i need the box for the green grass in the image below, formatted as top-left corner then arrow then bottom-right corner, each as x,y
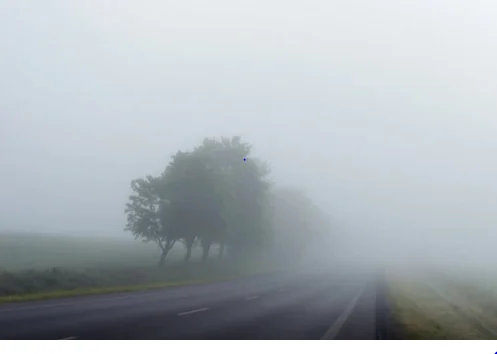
0,274 -> 254,303
0,279 -> 208,303
387,271 -> 497,339
0,231 -> 194,271
0,261 -> 280,303
0,231 -> 281,303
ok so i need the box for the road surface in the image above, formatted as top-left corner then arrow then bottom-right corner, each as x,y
0,268 -> 380,340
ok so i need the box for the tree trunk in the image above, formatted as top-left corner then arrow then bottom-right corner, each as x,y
184,237 -> 195,262
184,245 -> 192,262
157,239 -> 176,267
158,248 -> 169,267
218,243 -> 225,259
202,242 -> 211,263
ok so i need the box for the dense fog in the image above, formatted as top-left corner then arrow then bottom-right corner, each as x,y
1,1 -> 497,271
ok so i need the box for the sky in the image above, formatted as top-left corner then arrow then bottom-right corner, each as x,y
1,0 -> 497,262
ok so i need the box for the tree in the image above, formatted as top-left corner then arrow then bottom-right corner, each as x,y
161,149 -> 227,262
269,186 -> 331,265
125,136 -> 273,266
192,137 -> 271,261
124,176 -> 178,266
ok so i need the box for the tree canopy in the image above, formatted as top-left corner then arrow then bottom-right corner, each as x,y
125,136 -> 331,266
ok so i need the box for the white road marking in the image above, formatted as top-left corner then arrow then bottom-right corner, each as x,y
59,336 -> 78,340
177,307 -> 209,316
321,287 -> 366,340
245,296 -> 259,300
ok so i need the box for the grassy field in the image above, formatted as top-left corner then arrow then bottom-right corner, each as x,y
387,269 -> 497,339
0,231 -> 194,270
0,231 -> 275,302
0,260 -> 272,303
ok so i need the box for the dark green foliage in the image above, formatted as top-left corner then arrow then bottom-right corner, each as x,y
125,136 -> 272,265
125,135 -> 331,267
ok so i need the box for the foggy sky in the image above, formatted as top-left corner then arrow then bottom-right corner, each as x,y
1,0 -> 497,261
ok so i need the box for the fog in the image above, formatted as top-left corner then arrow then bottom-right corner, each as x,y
1,1 -> 497,270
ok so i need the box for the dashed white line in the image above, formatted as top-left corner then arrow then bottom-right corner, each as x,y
177,307 -> 209,316
245,296 -> 259,300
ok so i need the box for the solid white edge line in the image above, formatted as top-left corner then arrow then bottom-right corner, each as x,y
321,287 -> 365,340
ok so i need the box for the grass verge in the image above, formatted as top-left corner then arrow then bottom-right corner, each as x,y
0,260 -> 281,304
0,276 -> 237,303
387,271 -> 491,339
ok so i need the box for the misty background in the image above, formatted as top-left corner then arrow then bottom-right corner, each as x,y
1,0 -> 497,269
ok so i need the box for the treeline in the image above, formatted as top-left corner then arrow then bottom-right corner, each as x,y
125,136 -> 331,267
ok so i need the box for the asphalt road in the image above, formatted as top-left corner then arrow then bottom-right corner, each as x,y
0,268 -> 379,340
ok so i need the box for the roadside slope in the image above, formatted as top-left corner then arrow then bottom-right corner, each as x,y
387,270 -> 497,339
